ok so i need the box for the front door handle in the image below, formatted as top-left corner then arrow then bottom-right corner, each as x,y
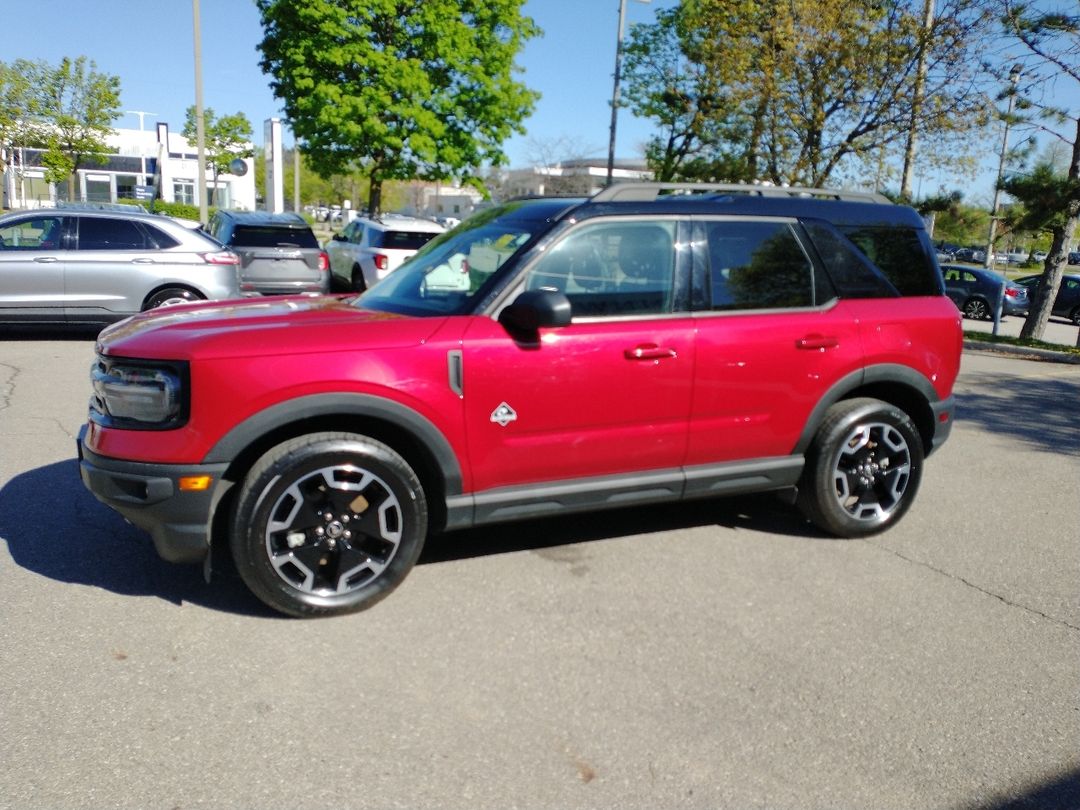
796,335 -> 839,350
625,344 -> 678,361
34,256 -> 59,263
130,258 -> 156,264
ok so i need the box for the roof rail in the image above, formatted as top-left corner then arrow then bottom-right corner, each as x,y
56,201 -> 148,213
591,182 -> 891,205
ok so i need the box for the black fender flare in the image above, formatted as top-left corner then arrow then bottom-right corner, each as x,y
202,393 -> 464,495
792,364 -> 941,455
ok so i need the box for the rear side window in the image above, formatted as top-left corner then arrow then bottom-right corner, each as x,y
839,226 -> 939,296
230,225 -> 319,248
369,230 -> 438,250
802,222 -> 897,299
143,224 -> 180,249
704,220 -> 824,310
77,217 -> 150,251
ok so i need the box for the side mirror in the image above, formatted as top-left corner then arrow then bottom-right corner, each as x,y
498,288 -> 572,334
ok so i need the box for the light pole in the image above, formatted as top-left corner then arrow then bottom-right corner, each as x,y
192,0 -> 208,225
985,63 -> 1021,336
606,0 -> 650,187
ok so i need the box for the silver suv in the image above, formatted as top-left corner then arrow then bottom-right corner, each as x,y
207,210 -> 330,297
0,205 -> 240,326
326,213 -> 444,291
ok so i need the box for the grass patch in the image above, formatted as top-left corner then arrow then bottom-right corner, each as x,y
964,330 -> 1080,356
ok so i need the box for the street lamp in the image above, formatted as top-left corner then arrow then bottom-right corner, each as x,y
985,63 -> 1022,335
606,0 -> 650,187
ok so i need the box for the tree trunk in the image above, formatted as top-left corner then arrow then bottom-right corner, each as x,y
367,178 -> 383,217
1019,117 -> 1080,343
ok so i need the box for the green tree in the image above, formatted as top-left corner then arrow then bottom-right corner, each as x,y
26,57 -> 122,201
182,107 -> 254,207
256,0 -> 540,215
622,0 -> 990,188
996,0 -> 1080,344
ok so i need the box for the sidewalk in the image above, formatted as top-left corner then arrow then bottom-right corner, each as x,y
962,313 -> 1080,363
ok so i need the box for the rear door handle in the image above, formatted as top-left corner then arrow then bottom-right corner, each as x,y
796,335 -> 839,350
625,344 -> 678,361
34,256 -> 59,263
130,258 -> 156,264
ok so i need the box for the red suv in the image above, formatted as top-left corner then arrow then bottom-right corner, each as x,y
78,184 -> 961,617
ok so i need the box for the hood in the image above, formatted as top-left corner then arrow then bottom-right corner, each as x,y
97,295 -> 445,361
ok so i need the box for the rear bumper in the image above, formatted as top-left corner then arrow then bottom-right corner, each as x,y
77,426 -> 228,564
928,395 -> 955,455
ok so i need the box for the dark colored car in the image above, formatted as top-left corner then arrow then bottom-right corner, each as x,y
1014,273 -> 1080,325
79,183 -> 961,617
207,210 -> 330,296
940,264 -> 1029,319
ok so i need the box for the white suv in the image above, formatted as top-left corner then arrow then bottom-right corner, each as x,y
325,214 -> 444,291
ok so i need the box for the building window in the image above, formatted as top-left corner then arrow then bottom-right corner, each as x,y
116,174 -> 138,200
174,179 -> 194,205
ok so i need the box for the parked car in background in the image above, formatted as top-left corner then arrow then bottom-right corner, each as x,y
207,211 -> 330,297
1013,273 -> 1080,325
951,247 -> 985,263
940,264 -> 1029,319
1068,251 -> 1080,265
0,205 -> 240,326
326,213 -> 444,291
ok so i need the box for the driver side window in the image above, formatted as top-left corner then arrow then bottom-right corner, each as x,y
524,220 -> 677,317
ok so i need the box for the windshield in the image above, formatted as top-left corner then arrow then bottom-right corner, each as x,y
357,204 -> 540,316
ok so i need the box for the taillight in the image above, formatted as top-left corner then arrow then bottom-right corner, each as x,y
201,250 -> 240,265
374,254 -> 388,271
318,251 -> 330,272
1005,288 -> 1018,298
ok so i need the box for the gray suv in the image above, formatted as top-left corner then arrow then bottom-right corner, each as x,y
0,205 -> 241,326
207,210 -> 330,296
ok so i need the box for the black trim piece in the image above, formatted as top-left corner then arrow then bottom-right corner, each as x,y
929,395 -> 955,455
682,456 -> 803,499
447,350 -> 463,397
78,428 -> 228,564
202,392 -> 464,495
471,468 -> 684,525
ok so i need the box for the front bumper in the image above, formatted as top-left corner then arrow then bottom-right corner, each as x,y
77,426 -> 229,564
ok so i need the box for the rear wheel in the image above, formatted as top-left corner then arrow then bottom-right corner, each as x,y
230,432 -> 427,617
962,297 -> 990,320
351,265 -> 367,293
144,287 -> 202,310
797,398 -> 923,538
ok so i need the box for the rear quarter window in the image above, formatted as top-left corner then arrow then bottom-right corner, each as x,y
370,230 -> 439,250
839,225 -> 940,296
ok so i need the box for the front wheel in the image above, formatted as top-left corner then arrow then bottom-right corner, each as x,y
230,432 -> 427,617
962,297 -> 990,320
797,398 -> 924,538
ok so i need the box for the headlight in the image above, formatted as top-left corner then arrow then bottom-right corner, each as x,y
90,357 -> 188,429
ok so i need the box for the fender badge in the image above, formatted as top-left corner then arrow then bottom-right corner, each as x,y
490,402 -> 517,427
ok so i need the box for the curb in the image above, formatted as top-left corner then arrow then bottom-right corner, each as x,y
963,339 -> 1080,364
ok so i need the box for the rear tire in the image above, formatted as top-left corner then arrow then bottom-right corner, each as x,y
144,287 -> 202,310
230,432 -> 427,618
351,265 -> 367,293
797,398 -> 923,538
962,297 -> 990,320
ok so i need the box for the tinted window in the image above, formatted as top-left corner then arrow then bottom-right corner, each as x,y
525,220 -> 676,317
143,224 -> 180,249
369,230 -> 438,250
0,216 -> 64,250
704,221 -> 818,310
803,221 -> 896,299
230,225 -> 318,248
77,217 -> 150,251
839,226 -> 939,296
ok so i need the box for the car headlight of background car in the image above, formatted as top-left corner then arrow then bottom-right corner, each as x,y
89,358 -> 189,429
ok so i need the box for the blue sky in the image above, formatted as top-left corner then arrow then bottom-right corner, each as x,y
7,0 -> 672,169
7,0 -> 1062,204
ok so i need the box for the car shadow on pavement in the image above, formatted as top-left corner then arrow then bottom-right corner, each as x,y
956,369 -> 1080,457
0,459 -> 271,617
420,491 -> 820,565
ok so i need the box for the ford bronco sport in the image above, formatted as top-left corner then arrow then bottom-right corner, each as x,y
78,183 -> 961,617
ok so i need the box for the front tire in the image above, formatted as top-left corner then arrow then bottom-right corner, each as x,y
797,398 -> 923,538
144,287 -> 202,310
962,297 -> 990,320
230,432 -> 427,617
351,265 -> 368,292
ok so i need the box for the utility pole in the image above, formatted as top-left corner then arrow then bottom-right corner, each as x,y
192,0 -> 208,225
900,0 -> 935,201
985,64 -> 1022,336
605,0 -> 630,188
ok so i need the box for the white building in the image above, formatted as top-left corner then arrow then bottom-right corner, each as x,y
2,122 -> 255,211
501,158 -> 652,199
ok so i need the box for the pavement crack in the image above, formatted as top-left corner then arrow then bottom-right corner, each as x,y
0,362 -> 19,413
868,540 -> 1080,633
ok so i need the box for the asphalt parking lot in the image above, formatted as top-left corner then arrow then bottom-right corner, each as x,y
0,333 -> 1078,810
